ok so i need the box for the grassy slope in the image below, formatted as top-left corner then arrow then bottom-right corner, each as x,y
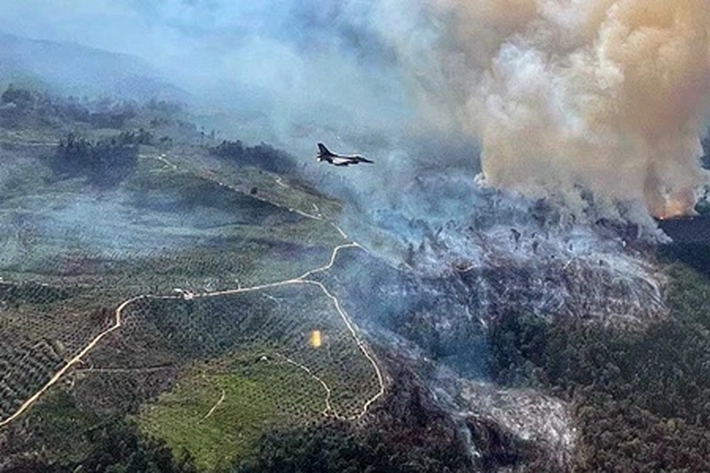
1,389 -> 198,472
0,92 -> 363,471
138,354 -> 327,471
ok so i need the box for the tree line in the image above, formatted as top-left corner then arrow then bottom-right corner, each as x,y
51,132 -> 146,187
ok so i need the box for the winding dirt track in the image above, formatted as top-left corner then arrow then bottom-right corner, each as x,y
0,164 -> 386,427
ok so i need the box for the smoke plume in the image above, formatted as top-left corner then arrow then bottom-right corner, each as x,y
388,0 -> 710,218
2,1 -> 709,218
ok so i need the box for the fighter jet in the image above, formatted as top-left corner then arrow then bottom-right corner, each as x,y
316,143 -> 374,166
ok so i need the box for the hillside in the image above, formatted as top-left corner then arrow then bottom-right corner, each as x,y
0,86 -> 382,471
0,32 -> 187,101
2,85 -> 710,472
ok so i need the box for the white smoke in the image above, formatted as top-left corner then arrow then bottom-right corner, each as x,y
2,0 -> 708,219
380,0 -> 710,218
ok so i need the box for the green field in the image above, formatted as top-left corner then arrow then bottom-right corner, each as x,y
138,353 -> 329,471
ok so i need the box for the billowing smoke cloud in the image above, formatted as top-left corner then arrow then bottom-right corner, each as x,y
2,1 -> 708,219
383,0 -> 710,218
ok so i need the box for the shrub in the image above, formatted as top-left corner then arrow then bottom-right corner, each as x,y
210,140 -> 296,174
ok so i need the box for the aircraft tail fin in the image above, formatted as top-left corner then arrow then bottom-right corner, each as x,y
317,143 -> 334,157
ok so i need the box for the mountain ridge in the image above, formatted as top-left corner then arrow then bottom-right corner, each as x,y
0,31 -> 188,102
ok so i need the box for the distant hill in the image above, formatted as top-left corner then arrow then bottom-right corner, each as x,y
0,31 -> 188,102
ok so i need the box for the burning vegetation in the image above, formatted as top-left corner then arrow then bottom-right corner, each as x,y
387,0 -> 710,219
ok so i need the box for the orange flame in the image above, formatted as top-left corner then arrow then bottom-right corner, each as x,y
656,195 -> 696,220
310,330 -> 323,349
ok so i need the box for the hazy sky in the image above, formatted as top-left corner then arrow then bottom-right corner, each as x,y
0,1 -> 416,145
0,1 -> 395,63
6,0 -> 702,221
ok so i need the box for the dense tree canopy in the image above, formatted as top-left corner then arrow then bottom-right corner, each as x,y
488,263 -> 710,472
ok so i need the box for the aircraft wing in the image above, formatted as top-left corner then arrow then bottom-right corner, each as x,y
331,157 -> 355,166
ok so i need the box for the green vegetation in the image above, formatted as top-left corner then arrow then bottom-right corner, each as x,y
2,85 -> 34,107
488,263 -> 710,471
51,132 -> 139,187
0,85 -> 369,473
210,140 -> 296,174
660,241 -> 710,278
0,281 -> 78,308
0,84 -> 139,130
1,390 -> 196,472
665,264 -> 710,329
233,422 -> 408,473
123,155 -> 344,250
129,285 -> 383,469
138,355 -> 327,471
125,170 -> 300,226
215,165 -> 343,222
232,367 -> 474,473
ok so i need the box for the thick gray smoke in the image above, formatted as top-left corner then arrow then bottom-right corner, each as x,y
377,0 -> 710,218
2,0 -> 707,221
